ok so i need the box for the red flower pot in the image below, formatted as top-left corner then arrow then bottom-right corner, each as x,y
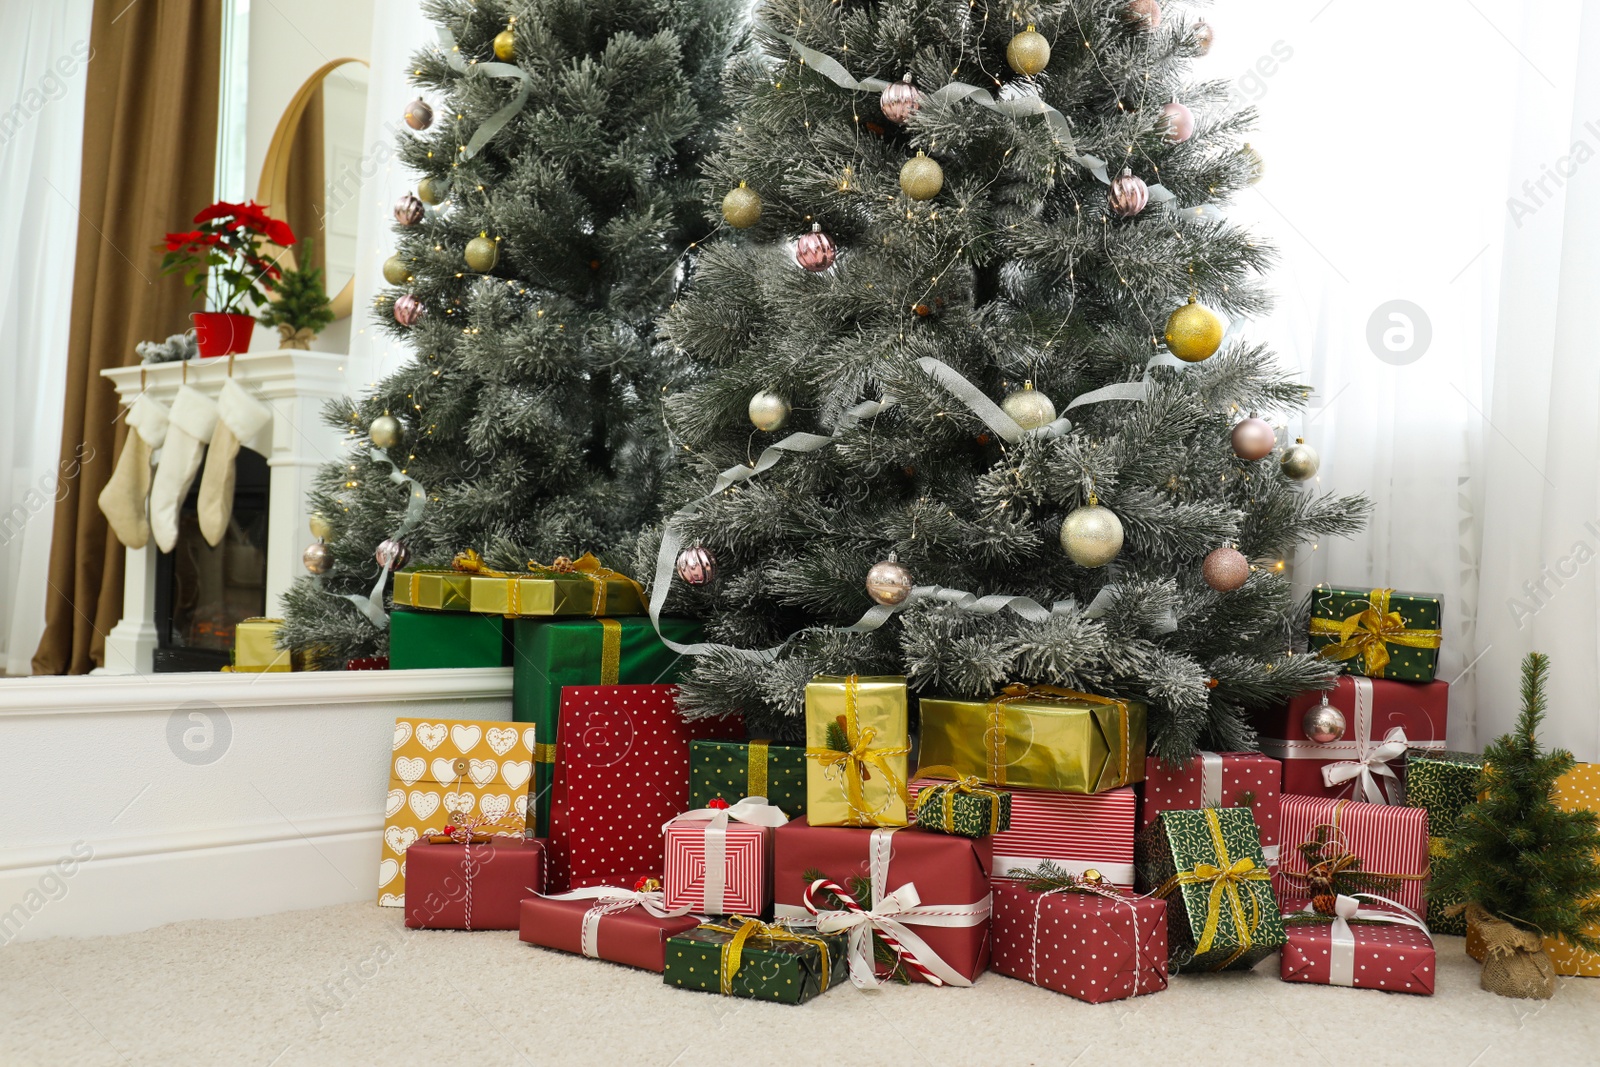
191,312 -> 255,357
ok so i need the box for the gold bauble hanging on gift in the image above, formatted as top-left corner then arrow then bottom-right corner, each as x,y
417,176 -> 444,205
493,29 -> 515,61
1001,381 -> 1056,430
722,182 -> 763,229
382,255 -> 413,286
464,234 -> 499,273
1164,297 -> 1224,362
1006,25 -> 1051,77
1060,499 -> 1124,568
899,150 -> 944,201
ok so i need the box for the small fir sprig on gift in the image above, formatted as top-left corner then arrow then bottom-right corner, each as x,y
1010,861 -> 1118,895
824,716 -> 870,780
1281,823 -> 1400,919
801,866 -> 906,982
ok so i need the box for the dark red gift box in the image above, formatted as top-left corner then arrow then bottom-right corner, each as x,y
403,838 -> 545,930
990,878 -> 1168,1003
1139,752 -> 1282,869
1254,676 -> 1447,803
546,684 -> 740,891
1281,912 -> 1436,994
772,817 -> 992,986
519,894 -> 700,972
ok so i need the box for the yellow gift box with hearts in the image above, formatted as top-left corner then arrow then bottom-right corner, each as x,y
378,717 -> 535,907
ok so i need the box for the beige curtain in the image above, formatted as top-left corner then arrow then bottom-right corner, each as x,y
33,0 -> 222,674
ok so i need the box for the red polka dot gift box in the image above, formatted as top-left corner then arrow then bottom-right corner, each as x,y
1280,897 -> 1436,995
545,685 -> 740,892
1139,752 -> 1282,870
989,877 -> 1168,1003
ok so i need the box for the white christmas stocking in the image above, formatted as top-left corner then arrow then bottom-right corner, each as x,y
150,385 -> 219,553
198,379 -> 273,546
98,393 -> 170,549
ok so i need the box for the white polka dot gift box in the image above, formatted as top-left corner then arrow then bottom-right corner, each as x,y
544,685 -> 740,892
989,876 -> 1168,1003
1139,751 -> 1283,870
1280,896 -> 1435,995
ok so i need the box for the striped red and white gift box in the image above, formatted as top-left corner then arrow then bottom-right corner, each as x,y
911,780 -> 1138,887
1274,794 -> 1430,915
662,819 -> 771,915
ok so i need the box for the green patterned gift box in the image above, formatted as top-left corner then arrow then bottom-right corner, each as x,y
1308,586 -> 1442,682
911,775 -> 1012,838
664,920 -> 847,1004
1136,807 -> 1284,972
1405,748 -> 1485,936
690,740 -> 806,818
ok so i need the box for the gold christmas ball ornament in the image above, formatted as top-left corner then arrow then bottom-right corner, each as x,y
1202,545 -> 1250,592
1006,25 -> 1051,77
303,541 -> 334,576
1241,143 -> 1265,184
1230,416 -> 1277,461
1280,437 -> 1320,481
369,413 -> 404,450
1060,501 -> 1124,568
417,177 -> 444,205
747,390 -> 790,432
899,150 -> 944,201
865,556 -> 914,607
382,255 -> 413,286
464,234 -> 499,273
1302,694 -> 1346,743
1001,381 -> 1057,430
493,29 -> 515,61
1164,297 -> 1224,362
722,182 -> 763,229
308,511 -> 334,540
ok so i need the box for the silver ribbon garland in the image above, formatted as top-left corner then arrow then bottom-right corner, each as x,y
320,446 -> 428,628
436,29 -> 531,163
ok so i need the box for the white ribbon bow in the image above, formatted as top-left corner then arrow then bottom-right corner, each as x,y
1321,726 -> 1409,805
663,797 -> 789,913
1314,893 -> 1433,987
538,886 -> 698,959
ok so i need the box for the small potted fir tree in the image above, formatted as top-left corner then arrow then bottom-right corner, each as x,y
162,200 -> 295,357
257,238 -> 335,350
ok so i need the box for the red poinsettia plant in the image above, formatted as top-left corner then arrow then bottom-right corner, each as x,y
161,200 -> 296,314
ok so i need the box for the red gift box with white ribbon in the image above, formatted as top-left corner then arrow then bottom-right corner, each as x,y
990,878 -> 1168,1003
1254,676 -> 1447,804
662,797 -> 788,915
1138,752 -> 1282,870
1275,794 -> 1431,916
520,885 -> 701,972
1280,894 -> 1436,995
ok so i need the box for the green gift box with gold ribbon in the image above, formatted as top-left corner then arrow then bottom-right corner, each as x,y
1135,807 -> 1284,972
911,772 -> 1012,838
663,919 -> 847,1004
513,615 -> 700,835
1309,586 -> 1442,682
804,675 -> 911,828
917,684 -> 1147,794
1405,747 -> 1485,935
690,740 -> 806,818
390,607 -> 511,669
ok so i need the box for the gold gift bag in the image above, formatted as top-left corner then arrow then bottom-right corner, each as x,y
804,675 -> 910,827
918,684 -> 1147,794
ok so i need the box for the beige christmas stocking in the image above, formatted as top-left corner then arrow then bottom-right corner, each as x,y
198,379 -> 273,546
98,393 -> 170,549
150,385 -> 219,553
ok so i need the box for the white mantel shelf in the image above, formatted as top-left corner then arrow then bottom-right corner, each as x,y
99,350 -> 349,674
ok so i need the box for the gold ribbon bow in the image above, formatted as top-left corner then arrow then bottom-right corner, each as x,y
698,917 -> 833,995
1309,588 -> 1441,678
913,765 -> 1005,835
985,684 -> 1134,788
806,675 -> 910,826
1154,808 -> 1271,968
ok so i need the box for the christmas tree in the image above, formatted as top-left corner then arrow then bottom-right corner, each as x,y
256,237 -> 335,348
1431,652 -> 1600,995
280,0 -> 744,665
645,0 -> 1369,751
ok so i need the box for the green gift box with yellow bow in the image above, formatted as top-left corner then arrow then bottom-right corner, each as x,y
664,919 -> 847,1004
1405,748 -> 1485,935
911,772 -> 1013,838
1135,807 -> 1285,972
1309,586 -> 1442,682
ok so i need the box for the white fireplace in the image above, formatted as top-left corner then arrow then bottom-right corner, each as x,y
98,350 -> 348,674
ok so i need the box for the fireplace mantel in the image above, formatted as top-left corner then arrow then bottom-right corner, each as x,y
99,350 -> 348,674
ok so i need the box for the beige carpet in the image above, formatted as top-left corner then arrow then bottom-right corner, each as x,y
3,902 -> 1598,1066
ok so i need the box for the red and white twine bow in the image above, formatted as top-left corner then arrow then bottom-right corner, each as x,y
803,877 -> 946,986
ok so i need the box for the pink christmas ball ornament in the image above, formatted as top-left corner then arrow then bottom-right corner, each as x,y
795,224 -> 837,272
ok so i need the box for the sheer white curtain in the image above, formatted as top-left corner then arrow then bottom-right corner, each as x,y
0,0 -> 94,674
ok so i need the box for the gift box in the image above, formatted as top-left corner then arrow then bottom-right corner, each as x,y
1275,795 -> 1430,916
468,553 -> 646,618
513,615 -> 701,835
803,675 -> 910,827
664,920 -> 847,1003
403,837 -> 544,930
917,685 -> 1146,794
1256,676 -> 1448,804
912,781 -> 1138,886
346,655 -> 389,670
389,608 -> 511,670
1140,752 -> 1282,869
1136,807 -> 1285,971
233,617 -> 292,672
690,740 -> 806,818
1543,763 -> 1600,975
1404,748 -> 1485,935
379,717 -> 534,906
1281,899 -> 1435,994
989,878 -> 1168,1002
545,684 -> 740,892
911,776 -> 1012,838
1308,585 -> 1442,682
520,889 -> 701,972
662,799 -> 788,915
772,818 -> 992,986
392,568 -> 474,611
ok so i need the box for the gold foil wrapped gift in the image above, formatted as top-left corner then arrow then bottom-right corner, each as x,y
918,684 -> 1147,794
392,569 -> 473,611
233,618 -> 292,672
462,551 -> 645,618
804,675 -> 910,827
